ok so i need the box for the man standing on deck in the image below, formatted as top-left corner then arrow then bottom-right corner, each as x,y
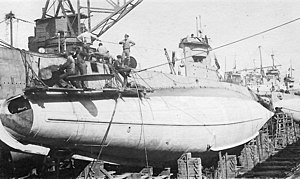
96,42 -> 112,63
74,47 -> 88,88
77,28 -> 100,54
97,42 -> 109,55
113,55 -> 131,88
119,34 -> 135,65
58,51 -> 76,88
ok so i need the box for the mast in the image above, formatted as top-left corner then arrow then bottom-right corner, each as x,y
5,11 -> 15,46
10,14 -> 13,46
4,11 -> 33,47
271,54 -> 275,68
198,15 -> 202,38
258,46 -> 263,79
196,15 -> 203,39
196,17 -> 199,37
224,57 -> 227,73
290,59 -> 293,77
234,59 -> 236,70
233,54 -> 237,71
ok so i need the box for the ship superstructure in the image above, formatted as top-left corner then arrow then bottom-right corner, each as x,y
28,0 -> 142,53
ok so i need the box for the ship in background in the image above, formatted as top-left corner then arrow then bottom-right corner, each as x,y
0,0 -> 273,178
225,46 -> 300,96
224,45 -> 300,123
271,61 -> 300,123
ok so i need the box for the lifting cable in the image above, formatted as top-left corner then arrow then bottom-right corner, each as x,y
135,17 -> 300,73
101,40 -> 163,51
281,107 -> 300,113
132,75 -> 149,168
133,72 -> 154,92
0,39 -> 13,48
88,94 -> 119,176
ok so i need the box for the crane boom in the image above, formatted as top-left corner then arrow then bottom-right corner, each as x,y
91,0 -> 143,36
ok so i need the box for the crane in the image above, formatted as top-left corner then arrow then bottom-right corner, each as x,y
40,0 -> 143,36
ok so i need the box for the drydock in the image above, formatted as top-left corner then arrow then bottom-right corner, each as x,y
0,0 -> 300,179
73,110 -> 300,179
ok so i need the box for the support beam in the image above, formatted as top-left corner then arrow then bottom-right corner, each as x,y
91,0 -> 143,37
67,0 -> 75,14
87,0 -> 91,32
106,0 -> 118,8
77,0 -> 81,35
55,0 -> 63,17
80,7 -> 115,11
60,1 -> 75,36
42,0 -> 50,19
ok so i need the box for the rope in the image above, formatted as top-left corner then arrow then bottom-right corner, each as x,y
19,49 -> 48,87
133,72 -> 154,92
102,39 -> 163,51
88,95 -> 119,176
0,19 -> 6,25
281,107 -> 300,113
0,39 -> 12,48
133,75 -> 149,168
161,72 -> 199,85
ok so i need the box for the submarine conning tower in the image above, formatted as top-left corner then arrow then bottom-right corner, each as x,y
179,35 -> 219,80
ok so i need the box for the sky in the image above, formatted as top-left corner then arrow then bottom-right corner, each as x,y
0,0 -> 300,80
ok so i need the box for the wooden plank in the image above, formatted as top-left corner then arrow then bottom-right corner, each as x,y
25,87 -> 85,93
66,74 -> 114,81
